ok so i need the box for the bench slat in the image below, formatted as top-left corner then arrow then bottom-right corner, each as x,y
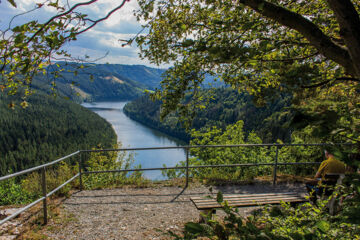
193,199 -> 306,209
191,195 -> 304,203
193,197 -> 305,205
190,192 -> 305,200
191,193 -> 307,210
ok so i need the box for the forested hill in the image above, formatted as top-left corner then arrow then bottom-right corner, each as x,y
124,88 -> 293,143
0,93 -> 117,176
33,63 -> 166,102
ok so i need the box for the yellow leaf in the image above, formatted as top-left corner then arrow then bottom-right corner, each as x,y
20,101 -> 29,108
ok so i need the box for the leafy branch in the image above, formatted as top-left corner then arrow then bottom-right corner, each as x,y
0,0 -> 130,97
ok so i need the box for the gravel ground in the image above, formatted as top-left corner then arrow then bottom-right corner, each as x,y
43,183 -> 306,240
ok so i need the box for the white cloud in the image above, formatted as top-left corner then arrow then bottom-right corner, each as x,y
0,0 -> 159,67
64,44 -> 152,66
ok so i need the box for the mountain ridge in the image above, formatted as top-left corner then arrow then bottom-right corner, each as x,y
32,63 -> 166,102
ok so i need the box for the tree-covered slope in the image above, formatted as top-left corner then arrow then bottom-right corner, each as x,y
124,88 -> 292,142
0,93 -> 117,176
32,63 -> 166,102
91,64 -> 165,89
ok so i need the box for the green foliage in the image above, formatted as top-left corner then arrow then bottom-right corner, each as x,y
0,93 -> 116,176
83,147 -> 147,189
0,0 -> 130,99
21,161 -> 77,198
162,120 -> 270,181
290,83 -> 360,142
0,145 -> 147,205
169,190 -> 360,239
0,178 -> 38,205
163,120 -> 324,182
124,87 -> 293,143
135,0 -> 360,144
258,198 -> 360,239
187,121 -> 274,181
341,172 -> 360,224
0,162 -> 76,205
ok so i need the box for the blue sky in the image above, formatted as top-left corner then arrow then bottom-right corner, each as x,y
1,0 -> 158,67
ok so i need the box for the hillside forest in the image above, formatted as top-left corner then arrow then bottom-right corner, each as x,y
0,93 -> 116,176
124,87 -> 293,143
32,62 -> 166,102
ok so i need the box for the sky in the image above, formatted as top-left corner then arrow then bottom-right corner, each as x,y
0,0 -> 160,67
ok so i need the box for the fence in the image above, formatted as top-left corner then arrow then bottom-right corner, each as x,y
0,143 -> 353,226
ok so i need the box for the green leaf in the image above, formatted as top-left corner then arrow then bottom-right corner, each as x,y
316,220 -> 330,233
216,191 -> 223,203
184,222 -> 204,234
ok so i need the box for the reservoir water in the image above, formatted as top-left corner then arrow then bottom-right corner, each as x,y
82,101 -> 186,180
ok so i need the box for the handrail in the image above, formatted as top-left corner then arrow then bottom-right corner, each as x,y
0,143 -> 355,227
0,151 -> 80,181
81,142 -> 354,152
83,161 -> 322,174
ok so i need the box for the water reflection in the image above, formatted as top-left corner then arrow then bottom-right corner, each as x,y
82,101 -> 186,180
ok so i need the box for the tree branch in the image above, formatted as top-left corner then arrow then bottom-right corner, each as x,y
26,0 -> 98,44
76,0 -> 128,35
257,52 -> 319,62
335,77 -> 360,82
301,76 -> 360,88
238,0 -> 356,76
301,80 -> 331,89
326,0 -> 360,78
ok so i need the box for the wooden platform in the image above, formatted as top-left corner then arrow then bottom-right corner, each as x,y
191,192 -> 308,210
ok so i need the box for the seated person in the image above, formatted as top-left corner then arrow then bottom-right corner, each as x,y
306,150 -> 346,202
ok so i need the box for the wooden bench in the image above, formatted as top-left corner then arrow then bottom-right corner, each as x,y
191,192 -> 307,221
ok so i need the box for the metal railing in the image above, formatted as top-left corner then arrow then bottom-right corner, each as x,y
0,143 -> 354,226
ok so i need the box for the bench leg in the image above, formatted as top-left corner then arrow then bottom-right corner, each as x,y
199,209 -> 216,223
327,196 -> 341,215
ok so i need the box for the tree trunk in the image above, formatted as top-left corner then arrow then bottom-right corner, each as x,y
327,0 -> 360,78
239,0 -> 358,77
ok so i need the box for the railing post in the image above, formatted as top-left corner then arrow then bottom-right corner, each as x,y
41,167 -> 48,225
78,152 -> 83,191
273,146 -> 279,185
185,147 -> 189,188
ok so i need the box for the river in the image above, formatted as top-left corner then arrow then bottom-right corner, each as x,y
82,101 -> 186,180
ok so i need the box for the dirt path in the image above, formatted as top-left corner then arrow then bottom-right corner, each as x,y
43,183 -> 306,240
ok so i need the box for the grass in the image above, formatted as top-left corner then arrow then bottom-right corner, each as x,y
21,199 -> 78,239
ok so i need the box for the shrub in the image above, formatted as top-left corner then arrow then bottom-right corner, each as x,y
82,148 -> 147,189
21,161 -> 77,198
169,189 -> 360,240
0,178 -> 38,205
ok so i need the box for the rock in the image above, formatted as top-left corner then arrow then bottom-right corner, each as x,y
0,209 -> 21,218
0,236 -> 17,240
11,227 -> 20,235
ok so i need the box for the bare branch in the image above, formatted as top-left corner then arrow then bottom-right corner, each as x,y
76,0 -> 128,35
